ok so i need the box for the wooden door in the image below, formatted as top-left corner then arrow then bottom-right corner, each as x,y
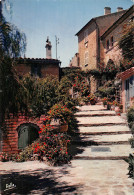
18,124 -> 39,149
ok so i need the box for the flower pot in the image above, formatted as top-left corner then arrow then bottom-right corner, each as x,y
59,124 -> 68,132
50,118 -> 60,130
90,100 -> 95,105
107,104 -> 111,110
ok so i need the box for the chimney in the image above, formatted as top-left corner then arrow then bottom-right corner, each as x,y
104,7 -> 111,15
45,36 -> 52,59
117,7 -> 123,12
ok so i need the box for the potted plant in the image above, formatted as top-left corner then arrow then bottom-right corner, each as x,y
89,94 -> 96,105
102,97 -> 108,107
47,104 -> 72,132
107,101 -> 112,110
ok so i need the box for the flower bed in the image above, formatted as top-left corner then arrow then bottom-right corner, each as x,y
0,123 -> 71,166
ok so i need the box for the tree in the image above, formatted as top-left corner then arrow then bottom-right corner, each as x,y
0,0 -> 27,128
118,21 -> 134,61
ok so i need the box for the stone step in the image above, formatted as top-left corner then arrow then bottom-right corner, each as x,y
78,125 -> 131,135
74,145 -> 133,159
77,116 -> 126,126
78,131 -> 131,135
75,110 -> 116,117
72,140 -> 130,146
73,156 -> 129,160
76,105 -> 106,111
77,133 -> 132,143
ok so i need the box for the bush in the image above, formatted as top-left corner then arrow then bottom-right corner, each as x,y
127,106 -> 134,134
47,104 -> 73,125
129,137 -> 134,148
0,152 -> 10,162
13,123 -> 71,165
125,154 -> 134,180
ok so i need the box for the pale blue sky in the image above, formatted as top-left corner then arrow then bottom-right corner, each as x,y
3,0 -> 133,67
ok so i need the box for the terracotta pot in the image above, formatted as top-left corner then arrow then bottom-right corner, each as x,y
59,124 -> 68,132
90,100 -> 95,105
107,104 -> 111,110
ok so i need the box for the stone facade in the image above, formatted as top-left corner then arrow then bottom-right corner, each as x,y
2,114 -> 46,154
15,58 -> 61,80
101,6 -> 133,66
117,67 -> 134,112
76,7 -> 126,71
75,6 -> 133,93
69,53 -> 79,67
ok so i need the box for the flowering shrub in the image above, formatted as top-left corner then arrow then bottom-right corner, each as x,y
101,97 -> 108,106
0,152 -> 10,162
47,104 -> 72,125
12,122 -> 71,165
112,100 -> 119,106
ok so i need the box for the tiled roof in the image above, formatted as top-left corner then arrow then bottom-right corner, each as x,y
101,5 -> 133,40
75,9 -> 127,36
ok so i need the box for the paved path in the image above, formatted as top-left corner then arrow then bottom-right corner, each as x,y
1,105 -> 134,194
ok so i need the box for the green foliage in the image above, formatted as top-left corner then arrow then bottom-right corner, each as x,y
127,106 -> 134,135
118,22 -> 134,61
0,3 -> 27,126
97,80 -> 116,99
0,57 -> 28,122
119,59 -> 134,72
22,75 -> 59,117
125,154 -> 134,180
0,14 -> 26,58
0,152 -> 10,162
87,61 -> 119,81
129,137 -> 134,148
47,104 -> 73,124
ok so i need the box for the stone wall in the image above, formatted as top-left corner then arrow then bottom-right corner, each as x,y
77,10 -> 126,71
2,114 -> 46,154
102,14 -> 132,66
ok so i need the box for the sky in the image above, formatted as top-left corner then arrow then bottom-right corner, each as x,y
3,0 -> 133,67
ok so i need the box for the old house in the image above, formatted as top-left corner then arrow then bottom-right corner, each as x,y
75,5 -> 133,93
69,53 -> 79,67
117,67 -> 134,112
101,5 -> 133,66
75,7 -> 126,71
15,37 -> 61,80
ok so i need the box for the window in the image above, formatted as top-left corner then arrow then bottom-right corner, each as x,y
111,36 -> 114,46
31,64 -> 41,77
106,40 -> 109,50
84,29 -> 88,43
84,51 -> 88,66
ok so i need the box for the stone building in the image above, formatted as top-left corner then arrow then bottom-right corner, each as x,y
75,7 -> 126,71
101,5 -> 133,66
15,37 -> 61,80
69,53 -> 79,67
75,5 -> 133,92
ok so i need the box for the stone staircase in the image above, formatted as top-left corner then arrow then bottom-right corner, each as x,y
71,105 -> 133,160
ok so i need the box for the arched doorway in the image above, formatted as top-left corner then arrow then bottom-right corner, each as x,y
18,123 -> 39,150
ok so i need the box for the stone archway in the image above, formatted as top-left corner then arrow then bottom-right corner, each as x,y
17,123 -> 39,150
